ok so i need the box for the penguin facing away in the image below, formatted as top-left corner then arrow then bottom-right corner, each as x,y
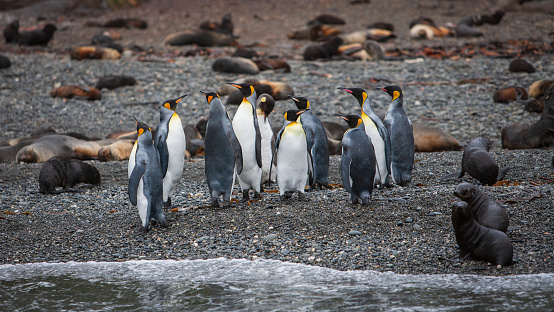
289,95 -> 330,189
339,87 -> 391,187
155,94 -> 187,209
379,85 -> 414,187
228,82 -> 263,202
270,109 -> 313,203
256,93 -> 277,186
128,118 -> 168,233
337,113 -> 376,205
201,91 -> 243,207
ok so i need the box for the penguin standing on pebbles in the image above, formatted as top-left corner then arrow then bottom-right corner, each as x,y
336,114 -> 376,205
289,95 -> 330,189
128,118 -> 168,232
228,82 -> 263,202
155,94 -> 187,209
379,85 -> 414,186
339,87 -> 391,187
201,91 -> 243,207
256,93 -> 277,186
271,109 -> 313,203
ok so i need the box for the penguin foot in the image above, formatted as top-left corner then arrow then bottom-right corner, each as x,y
211,198 -> 220,208
253,191 -> 262,200
297,192 -> 310,202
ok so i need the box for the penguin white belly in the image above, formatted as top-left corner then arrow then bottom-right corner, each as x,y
233,104 -> 262,190
276,125 -> 308,195
128,142 -> 137,178
137,179 -> 149,228
362,115 -> 386,185
163,115 -> 186,200
258,115 -> 276,184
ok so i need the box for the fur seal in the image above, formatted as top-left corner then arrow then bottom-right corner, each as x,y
502,84 -> 554,149
253,58 -> 291,73
212,57 -> 259,75
3,20 -> 19,43
453,182 -> 510,233
303,36 -> 343,61
493,86 -> 529,103
38,156 -> 101,194
307,14 -> 346,26
70,46 -> 121,60
451,201 -> 513,266
200,12 -> 233,36
529,79 -> 554,99
50,86 -> 102,101
509,59 -> 536,73
12,23 -> 57,46
164,29 -> 234,47
455,10 -> 505,37
413,123 -> 462,152
441,137 -> 508,185
91,34 -> 123,53
339,29 -> 396,44
367,22 -> 394,31
525,97 -> 544,113
95,75 -> 136,90
87,18 -> 147,29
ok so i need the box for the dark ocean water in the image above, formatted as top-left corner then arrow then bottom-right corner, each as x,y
0,259 -> 552,311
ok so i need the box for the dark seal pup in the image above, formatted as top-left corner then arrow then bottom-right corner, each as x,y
453,182 -> 509,233
38,156 -> 101,194
441,137 -> 508,185
451,201 -> 513,266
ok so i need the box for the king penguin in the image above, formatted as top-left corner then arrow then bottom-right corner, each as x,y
270,109 -> 313,203
336,113 -> 376,205
339,87 -> 391,187
256,93 -> 277,186
379,85 -> 414,186
289,95 -> 330,189
128,118 -> 168,232
201,91 -> 243,207
155,94 -> 187,209
228,82 -> 263,201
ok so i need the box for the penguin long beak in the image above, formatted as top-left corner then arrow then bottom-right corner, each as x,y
338,87 -> 352,93
226,83 -> 241,89
288,95 -> 298,102
176,94 -> 187,103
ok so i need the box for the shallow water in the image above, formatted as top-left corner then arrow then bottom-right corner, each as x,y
0,259 -> 552,311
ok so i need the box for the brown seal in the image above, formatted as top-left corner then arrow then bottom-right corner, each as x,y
451,201 -> 513,266
413,123 -> 462,152
509,59 -> 536,73
15,23 -> 57,46
70,46 -> 121,60
303,36 -> 343,61
453,182 -> 509,233
501,84 -> 554,149
211,57 -> 259,75
441,137 -> 508,185
38,156 -> 101,194
50,85 -> 102,101
493,86 -> 529,103
164,29 -> 234,47
95,75 -> 136,90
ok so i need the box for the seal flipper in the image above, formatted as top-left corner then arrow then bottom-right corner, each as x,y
128,162 -> 146,206
497,166 -> 510,181
440,171 -> 464,181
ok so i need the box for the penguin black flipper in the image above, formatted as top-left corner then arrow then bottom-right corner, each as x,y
269,125 -> 286,187
156,134 -> 169,178
252,106 -> 263,169
497,166 -> 510,181
341,143 -> 352,193
227,127 -> 243,175
307,141 -> 315,187
128,161 -> 146,206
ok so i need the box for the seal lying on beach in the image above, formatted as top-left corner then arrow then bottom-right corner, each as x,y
451,201 -> 513,266
38,156 -> 101,194
453,182 -> 509,233
441,137 -> 508,185
502,83 -> 554,149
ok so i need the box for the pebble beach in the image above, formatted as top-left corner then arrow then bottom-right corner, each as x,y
0,0 -> 553,276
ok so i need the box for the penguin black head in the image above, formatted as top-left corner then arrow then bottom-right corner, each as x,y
257,93 -> 275,121
133,117 -> 152,137
379,85 -> 403,101
162,94 -> 187,111
336,113 -> 363,129
226,82 -> 255,98
284,109 -> 308,122
200,90 -> 220,104
289,95 -> 310,109
338,87 -> 367,107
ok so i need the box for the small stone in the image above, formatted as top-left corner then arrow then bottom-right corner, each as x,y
263,234 -> 278,241
413,224 -> 421,230
349,230 -> 362,236
404,217 -> 413,223
397,222 -> 403,227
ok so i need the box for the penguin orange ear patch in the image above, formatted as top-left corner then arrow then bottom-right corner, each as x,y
207,95 -> 213,103
250,86 -> 255,94
362,92 -> 367,103
164,103 -> 171,109
356,118 -> 363,127
306,101 -> 310,108
260,97 -> 267,102
138,128 -> 144,136
392,90 -> 400,101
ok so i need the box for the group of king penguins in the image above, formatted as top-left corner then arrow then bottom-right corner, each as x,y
127,82 -> 415,232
